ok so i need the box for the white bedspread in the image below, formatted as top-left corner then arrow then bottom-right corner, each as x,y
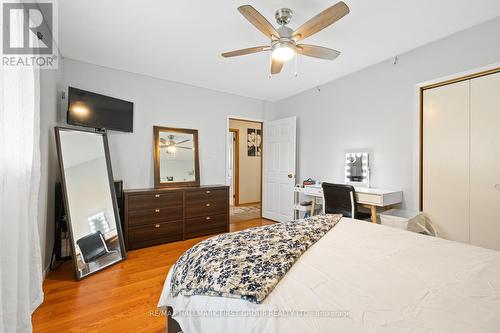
158,218 -> 500,333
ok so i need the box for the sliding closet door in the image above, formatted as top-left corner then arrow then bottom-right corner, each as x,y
423,81 -> 470,243
470,72 -> 500,251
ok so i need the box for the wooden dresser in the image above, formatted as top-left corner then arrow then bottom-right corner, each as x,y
124,185 -> 229,250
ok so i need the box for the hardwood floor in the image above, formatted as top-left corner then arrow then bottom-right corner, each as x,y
32,218 -> 274,333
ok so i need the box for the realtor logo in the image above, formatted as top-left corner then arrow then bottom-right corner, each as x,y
1,0 -> 58,68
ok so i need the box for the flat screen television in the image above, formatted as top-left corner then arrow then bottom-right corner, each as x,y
67,87 -> 134,132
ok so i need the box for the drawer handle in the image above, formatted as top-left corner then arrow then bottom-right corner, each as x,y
155,224 -> 160,228
206,217 -> 211,220
155,209 -> 160,213
206,190 -> 211,194
206,203 -> 211,207
155,194 -> 160,198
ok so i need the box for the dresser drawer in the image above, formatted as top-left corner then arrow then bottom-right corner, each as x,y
127,206 -> 183,226
128,220 -> 182,245
185,200 -> 228,218
185,188 -> 227,204
185,214 -> 228,239
127,192 -> 182,211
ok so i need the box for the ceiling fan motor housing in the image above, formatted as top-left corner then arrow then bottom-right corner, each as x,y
275,8 -> 293,26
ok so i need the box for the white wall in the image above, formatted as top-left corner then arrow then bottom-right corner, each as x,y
269,17 -> 500,210
62,58 -> 264,189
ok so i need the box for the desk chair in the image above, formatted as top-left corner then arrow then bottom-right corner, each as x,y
321,183 -> 371,220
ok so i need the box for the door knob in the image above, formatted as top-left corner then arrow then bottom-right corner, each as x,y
288,174 -> 293,178
495,184 -> 500,190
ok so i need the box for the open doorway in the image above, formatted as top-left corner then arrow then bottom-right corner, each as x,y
227,118 -> 262,223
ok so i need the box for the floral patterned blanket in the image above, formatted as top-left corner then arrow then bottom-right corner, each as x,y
170,214 -> 342,304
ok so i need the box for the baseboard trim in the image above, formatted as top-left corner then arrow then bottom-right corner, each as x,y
236,201 -> 261,206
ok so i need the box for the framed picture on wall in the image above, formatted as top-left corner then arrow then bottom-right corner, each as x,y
256,129 -> 262,156
247,128 -> 262,157
247,128 -> 256,156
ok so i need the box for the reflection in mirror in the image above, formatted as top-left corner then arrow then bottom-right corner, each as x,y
154,127 -> 200,188
345,152 -> 370,186
56,128 -> 126,280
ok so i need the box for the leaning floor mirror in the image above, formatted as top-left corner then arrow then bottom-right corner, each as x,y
55,127 -> 126,280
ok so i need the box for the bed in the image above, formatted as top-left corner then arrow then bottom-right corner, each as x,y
158,218 -> 500,332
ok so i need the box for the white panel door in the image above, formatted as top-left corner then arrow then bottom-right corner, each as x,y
262,117 -> 296,222
423,81 -> 470,243
470,71 -> 500,251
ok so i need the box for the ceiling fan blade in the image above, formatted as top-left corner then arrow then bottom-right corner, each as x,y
174,139 -> 190,145
271,58 -> 284,75
238,5 -> 280,39
296,44 -> 340,60
222,46 -> 268,58
177,146 -> 192,150
293,1 -> 349,41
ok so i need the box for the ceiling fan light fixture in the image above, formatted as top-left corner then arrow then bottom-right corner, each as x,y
271,42 -> 295,61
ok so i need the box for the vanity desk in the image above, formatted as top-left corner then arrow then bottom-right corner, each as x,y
295,185 -> 403,223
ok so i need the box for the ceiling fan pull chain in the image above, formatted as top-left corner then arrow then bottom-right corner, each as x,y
268,53 -> 273,79
294,53 -> 298,77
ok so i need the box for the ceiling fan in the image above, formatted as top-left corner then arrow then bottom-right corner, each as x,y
160,135 -> 192,153
222,1 -> 350,75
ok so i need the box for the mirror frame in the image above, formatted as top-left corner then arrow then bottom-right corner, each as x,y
153,126 -> 200,188
55,127 -> 127,281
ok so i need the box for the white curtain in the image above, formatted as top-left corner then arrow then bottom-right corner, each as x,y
0,9 -> 44,333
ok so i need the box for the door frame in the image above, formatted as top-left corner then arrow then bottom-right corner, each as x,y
225,116 -> 264,214
419,65 -> 500,210
229,128 -> 240,206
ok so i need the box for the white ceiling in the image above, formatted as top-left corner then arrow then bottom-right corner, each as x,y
59,0 -> 500,101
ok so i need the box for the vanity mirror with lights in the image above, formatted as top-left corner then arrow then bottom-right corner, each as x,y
153,126 -> 200,188
345,151 -> 370,187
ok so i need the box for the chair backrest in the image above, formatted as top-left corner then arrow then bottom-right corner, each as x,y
76,231 -> 108,263
321,183 -> 357,218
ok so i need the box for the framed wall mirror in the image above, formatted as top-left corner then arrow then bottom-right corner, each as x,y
55,127 -> 126,280
345,151 -> 370,187
154,126 -> 200,188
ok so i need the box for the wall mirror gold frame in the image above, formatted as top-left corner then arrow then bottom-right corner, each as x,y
153,126 -> 200,188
